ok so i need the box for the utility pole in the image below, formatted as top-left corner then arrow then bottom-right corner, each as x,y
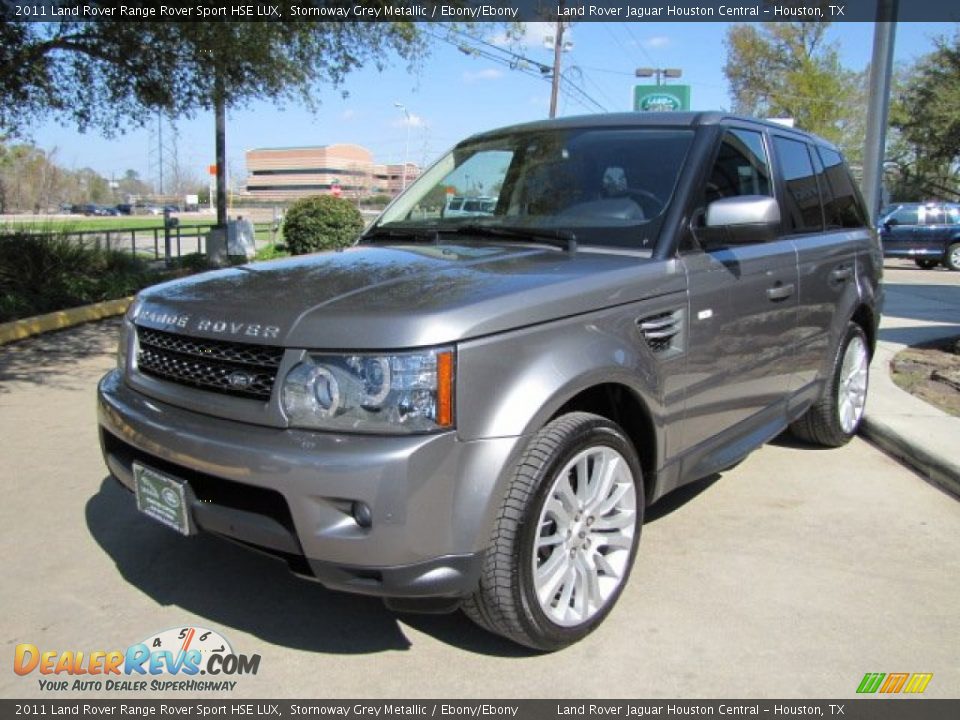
549,10 -> 565,119
215,70 -> 227,228
158,113 -> 163,198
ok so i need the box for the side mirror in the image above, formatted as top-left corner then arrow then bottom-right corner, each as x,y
700,195 -> 781,245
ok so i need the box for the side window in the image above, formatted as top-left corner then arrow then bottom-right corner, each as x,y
946,207 -> 960,225
923,206 -> 945,226
772,136 -> 823,234
817,147 -> 868,229
705,129 -> 772,204
889,206 -> 919,226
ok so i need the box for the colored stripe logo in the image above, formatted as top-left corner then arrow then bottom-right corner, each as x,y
857,672 -> 933,694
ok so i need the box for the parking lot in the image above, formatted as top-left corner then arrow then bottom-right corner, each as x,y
1,260 -> 958,699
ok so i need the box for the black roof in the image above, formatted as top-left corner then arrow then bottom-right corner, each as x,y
465,111 -> 834,149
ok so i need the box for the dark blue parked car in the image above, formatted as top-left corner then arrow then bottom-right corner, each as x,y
879,202 -> 960,270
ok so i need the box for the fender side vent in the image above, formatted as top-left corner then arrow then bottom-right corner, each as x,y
638,309 -> 685,356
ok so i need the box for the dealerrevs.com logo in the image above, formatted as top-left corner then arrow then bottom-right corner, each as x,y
14,626 -> 261,692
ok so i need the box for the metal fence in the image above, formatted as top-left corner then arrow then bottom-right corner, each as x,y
4,223 -> 277,261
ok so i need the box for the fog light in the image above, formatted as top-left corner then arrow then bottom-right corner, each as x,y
352,501 -> 372,528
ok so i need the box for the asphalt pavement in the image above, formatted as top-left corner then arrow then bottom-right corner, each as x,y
0,261 -> 957,699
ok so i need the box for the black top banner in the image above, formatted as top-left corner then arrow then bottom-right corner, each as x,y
3,0 -> 959,23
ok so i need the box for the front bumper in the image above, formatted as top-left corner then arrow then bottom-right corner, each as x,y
97,370 -> 522,598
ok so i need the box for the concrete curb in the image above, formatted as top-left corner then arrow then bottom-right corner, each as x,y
0,297 -> 132,346
861,415 -> 960,499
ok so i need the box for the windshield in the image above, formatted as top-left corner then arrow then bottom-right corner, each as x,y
373,127 -> 694,248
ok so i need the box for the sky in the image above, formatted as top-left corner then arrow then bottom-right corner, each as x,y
26,20 -> 958,192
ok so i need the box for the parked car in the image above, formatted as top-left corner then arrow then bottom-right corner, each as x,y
115,204 -> 134,215
442,195 -> 498,218
98,112 -> 881,650
879,201 -> 960,270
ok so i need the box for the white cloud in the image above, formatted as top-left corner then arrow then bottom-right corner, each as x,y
391,112 -> 426,129
643,36 -> 671,49
340,109 -> 357,121
463,68 -> 504,83
488,22 -> 570,51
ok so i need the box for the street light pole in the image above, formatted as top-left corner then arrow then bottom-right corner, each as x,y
635,67 -> 683,86
394,102 -> 411,191
863,0 -> 899,222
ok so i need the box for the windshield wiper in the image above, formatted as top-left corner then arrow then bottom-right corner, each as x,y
362,227 -> 439,244
444,224 -> 578,254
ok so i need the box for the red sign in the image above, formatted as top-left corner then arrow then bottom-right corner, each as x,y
207,164 -> 218,176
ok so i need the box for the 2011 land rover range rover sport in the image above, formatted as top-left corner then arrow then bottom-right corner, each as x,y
98,113 -> 882,650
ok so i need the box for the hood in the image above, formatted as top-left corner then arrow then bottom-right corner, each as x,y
134,243 -> 681,349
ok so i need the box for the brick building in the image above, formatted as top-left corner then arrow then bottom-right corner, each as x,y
244,144 -> 419,201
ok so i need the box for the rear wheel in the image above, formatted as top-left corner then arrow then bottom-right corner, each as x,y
463,412 -> 643,651
945,243 -> 960,271
790,323 -> 869,447
915,258 -> 939,270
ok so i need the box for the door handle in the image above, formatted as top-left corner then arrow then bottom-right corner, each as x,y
831,267 -> 853,282
766,283 -> 795,301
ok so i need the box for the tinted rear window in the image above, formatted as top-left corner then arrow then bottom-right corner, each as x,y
773,136 -> 823,234
817,147 -> 867,229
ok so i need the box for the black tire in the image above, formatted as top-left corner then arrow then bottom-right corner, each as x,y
945,243 -> 960,272
915,258 -> 939,270
790,323 -> 870,447
463,412 -> 644,651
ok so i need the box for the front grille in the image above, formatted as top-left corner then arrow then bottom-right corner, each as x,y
136,327 -> 284,400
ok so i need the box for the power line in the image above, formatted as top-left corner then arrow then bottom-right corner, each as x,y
426,27 -> 608,117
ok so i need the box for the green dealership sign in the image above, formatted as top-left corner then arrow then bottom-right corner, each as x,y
634,85 -> 691,112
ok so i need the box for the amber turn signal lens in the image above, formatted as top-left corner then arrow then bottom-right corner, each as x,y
436,350 -> 454,428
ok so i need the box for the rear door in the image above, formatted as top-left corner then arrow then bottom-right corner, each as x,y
772,139 -> 864,395
914,204 -> 950,257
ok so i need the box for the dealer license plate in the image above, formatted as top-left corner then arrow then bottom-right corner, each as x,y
133,462 -> 195,536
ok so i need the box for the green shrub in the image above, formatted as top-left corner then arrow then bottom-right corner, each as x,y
282,195 -> 364,255
0,234 -> 156,322
254,243 -> 290,262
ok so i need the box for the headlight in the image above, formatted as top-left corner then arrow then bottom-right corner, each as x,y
281,347 -> 454,433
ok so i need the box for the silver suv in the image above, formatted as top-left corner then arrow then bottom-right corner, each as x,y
98,113 -> 882,650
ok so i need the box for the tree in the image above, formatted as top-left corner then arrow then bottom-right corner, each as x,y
117,169 -> 153,200
0,4 -> 427,137
889,32 -> 960,200
724,23 -> 861,152
0,141 -> 70,212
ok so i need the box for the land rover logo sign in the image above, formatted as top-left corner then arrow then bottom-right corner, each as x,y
640,94 -> 681,112
227,371 -> 254,390
161,487 -> 181,509
634,84 -> 691,112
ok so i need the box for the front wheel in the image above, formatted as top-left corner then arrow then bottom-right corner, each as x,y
463,413 -> 643,651
945,243 -> 960,271
790,323 -> 869,447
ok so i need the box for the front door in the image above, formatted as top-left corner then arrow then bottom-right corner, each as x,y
678,127 -> 798,462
